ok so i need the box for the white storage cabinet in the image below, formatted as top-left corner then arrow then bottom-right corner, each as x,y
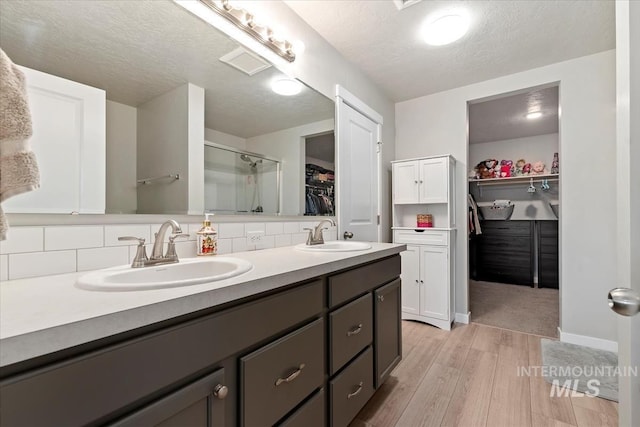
3,66 -> 106,214
391,155 -> 456,330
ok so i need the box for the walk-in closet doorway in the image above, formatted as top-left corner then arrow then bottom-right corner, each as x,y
466,83 -> 561,338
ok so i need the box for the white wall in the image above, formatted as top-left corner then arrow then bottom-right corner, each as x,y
205,128 -> 247,150
105,101 -> 137,214
137,83 -> 205,215
247,119 -> 334,215
396,50 -> 617,344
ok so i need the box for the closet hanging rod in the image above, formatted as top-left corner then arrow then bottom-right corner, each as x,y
475,177 -> 558,187
137,174 -> 180,185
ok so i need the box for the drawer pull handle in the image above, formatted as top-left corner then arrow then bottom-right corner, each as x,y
275,363 -> 305,386
347,382 -> 364,399
347,324 -> 363,336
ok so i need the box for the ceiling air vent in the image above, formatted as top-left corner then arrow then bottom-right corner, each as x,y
393,0 -> 423,11
219,47 -> 271,76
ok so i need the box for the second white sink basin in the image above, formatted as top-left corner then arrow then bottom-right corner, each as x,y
295,241 -> 372,252
76,257 -> 253,291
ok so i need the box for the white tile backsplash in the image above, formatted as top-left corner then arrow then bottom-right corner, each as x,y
265,222 -> 283,235
283,222 -> 299,234
45,226 -> 103,251
105,225 -> 151,246
275,234 -> 292,248
291,232 -> 309,245
0,227 -> 44,254
1,255 -> 8,281
217,238 -> 233,254
244,223 -> 265,234
9,250 -> 76,280
232,237 -> 249,252
1,221 -> 315,280
77,246 -> 129,272
218,223 -> 245,238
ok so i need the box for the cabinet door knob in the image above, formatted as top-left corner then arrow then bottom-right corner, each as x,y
414,180 -> 418,184
420,180 -> 423,183
378,295 -> 384,302
420,280 -> 424,284
213,384 -> 228,399
415,279 -> 419,284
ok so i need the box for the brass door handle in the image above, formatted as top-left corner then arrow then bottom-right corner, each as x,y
346,324 -> 363,336
275,363 -> 305,386
347,382 -> 364,399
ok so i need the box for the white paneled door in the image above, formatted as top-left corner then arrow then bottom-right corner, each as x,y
336,87 -> 381,242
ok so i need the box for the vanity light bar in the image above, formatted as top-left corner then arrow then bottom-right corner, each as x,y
199,0 -> 296,62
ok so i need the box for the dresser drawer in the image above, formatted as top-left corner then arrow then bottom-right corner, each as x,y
241,318 -> 324,427
329,256 -> 400,308
330,347 -> 374,427
278,388 -> 325,427
329,293 -> 373,375
393,229 -> 449,246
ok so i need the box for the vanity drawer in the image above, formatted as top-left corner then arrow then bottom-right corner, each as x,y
329,293 -> 373,375
393,229 -> 449,246
328,256 -> 400,308
330,347 -> 374,427
279,388 -> 325,427
241,318 -> 325,427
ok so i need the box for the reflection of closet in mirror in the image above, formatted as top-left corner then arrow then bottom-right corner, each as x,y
204,144 -> 280,215
304,132 -> 335,216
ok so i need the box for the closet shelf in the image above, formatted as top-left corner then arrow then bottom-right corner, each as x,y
469,173 -> 559,187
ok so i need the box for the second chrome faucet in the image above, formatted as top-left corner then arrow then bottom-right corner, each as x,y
119,219 -> 189,268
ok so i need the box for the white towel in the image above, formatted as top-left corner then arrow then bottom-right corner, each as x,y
493,199 -> 511,207
0,49 -> 40,240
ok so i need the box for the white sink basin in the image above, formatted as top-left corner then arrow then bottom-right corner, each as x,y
294,241 -> 372,252
76,257 -> 253,291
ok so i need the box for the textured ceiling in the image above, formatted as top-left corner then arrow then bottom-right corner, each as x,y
469,86 -> 559,144
284,0 -> 615,102
0,0 -> 334,139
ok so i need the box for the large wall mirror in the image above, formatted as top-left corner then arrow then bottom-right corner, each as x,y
0,0 -> 335,217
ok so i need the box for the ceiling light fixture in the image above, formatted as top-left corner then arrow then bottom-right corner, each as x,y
271,78 -> 302,96
526,111 -> 543,120
199,0 -> 296,62
421,8 -> 470,46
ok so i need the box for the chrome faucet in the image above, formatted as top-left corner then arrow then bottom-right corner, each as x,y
118,219 -> 189,268
304,218 -> 336,245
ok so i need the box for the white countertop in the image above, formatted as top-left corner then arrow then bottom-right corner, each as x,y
0,243 -> 404,368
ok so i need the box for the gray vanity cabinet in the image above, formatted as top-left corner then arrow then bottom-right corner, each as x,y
0,255 -> 402,427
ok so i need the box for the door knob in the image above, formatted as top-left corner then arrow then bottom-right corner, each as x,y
213,384 -> 228,399
608,287 -> 640,316
343,231 -> 354,240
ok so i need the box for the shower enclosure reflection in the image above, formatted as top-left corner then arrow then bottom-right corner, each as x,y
204,143 -> 280,214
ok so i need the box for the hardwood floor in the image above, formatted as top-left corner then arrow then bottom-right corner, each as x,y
351,321 -> 618,427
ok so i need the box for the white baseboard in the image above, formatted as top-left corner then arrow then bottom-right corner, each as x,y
558,328 -> 618,353
455,312 -> 470,324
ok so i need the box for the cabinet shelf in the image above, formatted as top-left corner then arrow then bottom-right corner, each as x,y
469,173 -> 559,187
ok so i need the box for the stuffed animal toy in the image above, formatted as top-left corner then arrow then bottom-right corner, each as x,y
500,160 -> 513,177
515,159 -> 526,176
532,161 -> 547,175
523,163 -> 532,174
551,152 -> 559,174
474,159 -> 498,179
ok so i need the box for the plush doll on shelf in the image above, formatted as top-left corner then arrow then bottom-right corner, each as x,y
500,159 -> 513,178
523,163 -> 532,174
531,161 -> 547,175
474,159 -> 498,179
515,159 -> 526,176
551,152 -> 559,174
